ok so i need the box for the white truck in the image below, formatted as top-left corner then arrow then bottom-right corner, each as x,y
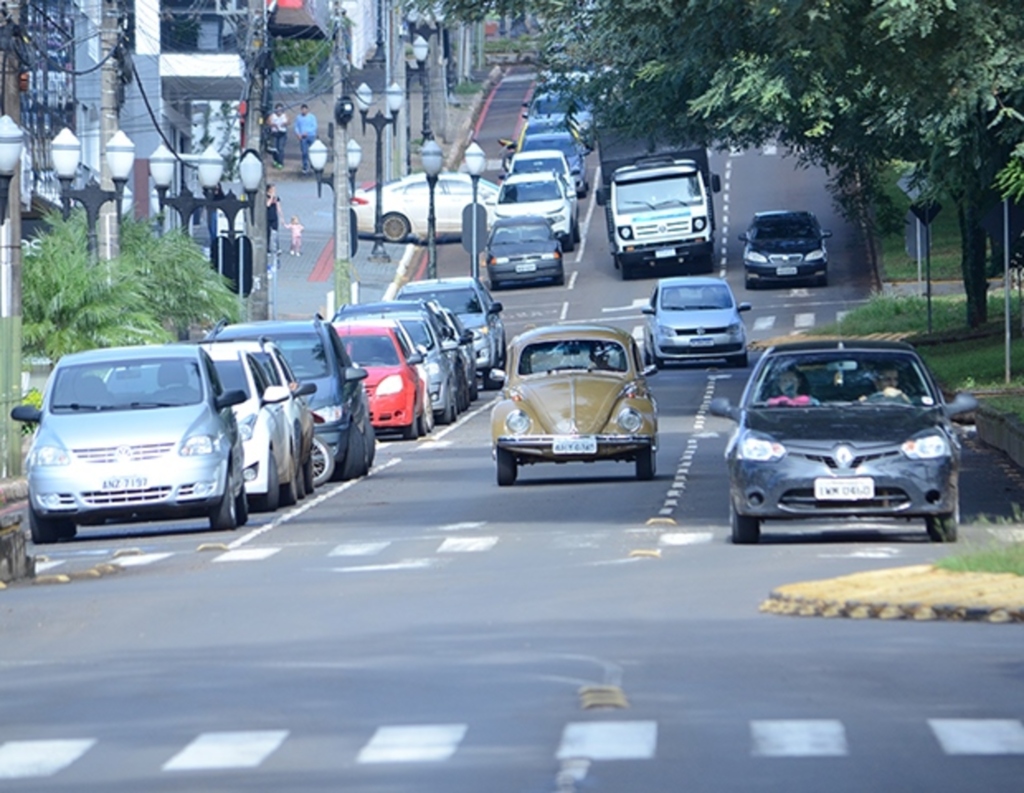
595,132 -> 720,280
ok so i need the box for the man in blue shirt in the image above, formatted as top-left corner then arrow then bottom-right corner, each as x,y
294,104 -> 318,175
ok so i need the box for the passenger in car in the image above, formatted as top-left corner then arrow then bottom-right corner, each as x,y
766,366 -> 816,406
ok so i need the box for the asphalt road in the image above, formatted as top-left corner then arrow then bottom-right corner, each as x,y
2,68 -> 1024,792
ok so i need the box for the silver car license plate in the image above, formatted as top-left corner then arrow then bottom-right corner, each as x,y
814,477 -> 874,500
552,436 -> 598,454
515,262 -> 537,273
775,265 -> 799,276
102,476 -> 147,490
689,337 -> 715,347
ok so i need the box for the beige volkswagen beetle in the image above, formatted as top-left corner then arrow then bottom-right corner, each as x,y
490,324 -> 658,485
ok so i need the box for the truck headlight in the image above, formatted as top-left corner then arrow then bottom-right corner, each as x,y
693,217 -> 707,233
617,226 -> 633,240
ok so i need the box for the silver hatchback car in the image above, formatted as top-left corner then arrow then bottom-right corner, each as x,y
11,345 -> 249,544
642,276 -> 751,368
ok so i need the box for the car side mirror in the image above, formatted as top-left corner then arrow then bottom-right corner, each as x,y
346,366 -> 368,382
709,396 -> 739,422
262,384 -> 291,405
10,404 -> 41,423
737,302 -> 752,313
294,381 -> 317,398
406,352 -> 424,366
489,368 -> 506,386
641,306 -> 655,315
489,301 -> 503,314
460,330 -> 474,345
217,389 -> 247,410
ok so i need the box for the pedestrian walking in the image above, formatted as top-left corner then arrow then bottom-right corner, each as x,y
268,104 -> 289,169
283,214 -> 305,256
266,183 -> 281,248
294,104 -> 318,175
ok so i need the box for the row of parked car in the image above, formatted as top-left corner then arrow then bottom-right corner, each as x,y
13,277 -> 508,545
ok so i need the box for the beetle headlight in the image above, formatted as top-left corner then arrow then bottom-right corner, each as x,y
902,433 -> 949,460
617,407 -> 643,433
505,410 -> 531,435
737,432 -> 785,462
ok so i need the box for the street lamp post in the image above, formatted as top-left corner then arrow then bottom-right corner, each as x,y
150,144 -> 263,300
309,133 -> 363,305
356,81 -> 404,263
0,115 -> 23,479
51,127 -> 135,260
347,139 -> 362,194
412,34 -> 432,141
422,139 -> 443,280
464,142 -> 486,280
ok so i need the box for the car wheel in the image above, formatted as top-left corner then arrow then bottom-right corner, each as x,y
729,351 -> 749,368
381,212 -> 412,242
562,232 -> 575,253
365,423 -> 376,469
302,447 -> 316,493
636,447 -> 656,481
311,436 -> 334,487
730,503 -> 761,544
496,448 -> 517,486
234,480 -> 249,527
294,453 -> 307,500
253,453 -> 281,512
279,449 -> 299,508
209,472 -> 239,531
29,506 -> 76,544
926,513 -> 958,542
400,416 -> 419,440
572,220 -> 581,243
339,426 -> 368,480
437,391 -> 457,425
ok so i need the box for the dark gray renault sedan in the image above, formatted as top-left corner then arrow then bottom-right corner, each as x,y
710,340 -> 977,544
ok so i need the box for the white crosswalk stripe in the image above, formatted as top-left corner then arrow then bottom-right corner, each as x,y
213,548 -> 282,563
329,541 -> 391,556
928,719 -> 1024,755
162,730 -> 288,770
437,536 -> 499,553
556,721 -> 658,760
357,724 -> 467,763
752,316 -> 776,331
114,552 -> 174,567
0,739 -> 95,779
750,719 -> 848,757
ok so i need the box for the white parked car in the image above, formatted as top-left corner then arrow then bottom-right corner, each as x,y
352,172 -> 500,243
200,342 -> 299,512
489,171 -> 579,252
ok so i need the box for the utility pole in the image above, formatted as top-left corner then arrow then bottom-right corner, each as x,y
0,2 -> 23,478
245,0 -> 269,321
332,0 -> 355,309
97,0 -> 123,260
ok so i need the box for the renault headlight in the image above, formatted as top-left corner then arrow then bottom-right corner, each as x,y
902,433 -> 949,460
737,432 -> 785,462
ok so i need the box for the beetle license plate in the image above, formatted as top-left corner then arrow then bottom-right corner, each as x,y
655,248 -> 676,259
515,262 -> 537,273
102,477 -> 147,490
776,265 -> 799,276
552,436 -> 598,455
814,477 -> 874,500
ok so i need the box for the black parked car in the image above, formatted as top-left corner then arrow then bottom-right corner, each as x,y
206,317 -> 375,487
710,340 -> 977,545
739,210 -> 831,289
485,215 -> 565,290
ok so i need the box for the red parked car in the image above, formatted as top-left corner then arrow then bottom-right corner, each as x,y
333,319 -> 431,440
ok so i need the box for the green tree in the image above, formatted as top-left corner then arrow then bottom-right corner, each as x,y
21,212 -> 242,362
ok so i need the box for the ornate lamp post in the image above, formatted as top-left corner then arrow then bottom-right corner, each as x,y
51,127 -> 135,260
464,142 -> 486,279
422,138 -> 443,280
347,139 -> 362,194
149,144 -> 263,298
412,34 -> 432,141
356,81 -> 405,263
0,116 -> 22,219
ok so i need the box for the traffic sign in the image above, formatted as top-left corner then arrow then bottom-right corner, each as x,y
910,201 -> 942,225
461,204 -> 487,255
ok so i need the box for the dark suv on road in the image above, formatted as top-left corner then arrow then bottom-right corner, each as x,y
206,317 -> 375,486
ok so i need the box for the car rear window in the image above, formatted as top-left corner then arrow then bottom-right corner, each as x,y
273,335 -> 331,379
401,287 -> 481,315
499,180 -> 561,203
341,334 -> 401,367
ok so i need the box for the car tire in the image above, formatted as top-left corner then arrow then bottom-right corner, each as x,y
636,447 -> 656,481
562,233 -> 575,253
437,392 -> 457,425
572,220 -> 581,244
496,448 -> 517,486
294,453 -> 307,500
381,212 -> 412,242
29,506 -> 75,544
926,513 -> 959,542
400,416 -> 420,440
339,425 -> 368,480
280,447 -> 299,507
730,503 -> 761,544
209,472 -> 239,531
253,453 -> 281,512
234,481 -> 249,527
311,435 -> 334,487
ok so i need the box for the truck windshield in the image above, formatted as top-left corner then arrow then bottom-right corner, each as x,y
615,174 -> 702,212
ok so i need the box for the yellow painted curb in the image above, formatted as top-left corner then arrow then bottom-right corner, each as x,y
629,549 -> 662,559
197,543 -> 230,552
34,574 -> 71,585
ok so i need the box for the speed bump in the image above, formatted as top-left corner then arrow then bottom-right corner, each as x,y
578,685 -> 629,710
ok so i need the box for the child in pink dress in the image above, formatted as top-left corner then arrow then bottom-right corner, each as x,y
283,215 -> 304,256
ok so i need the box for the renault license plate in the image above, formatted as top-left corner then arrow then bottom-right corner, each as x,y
814,477 -> 874,500
552,436 -> 597,455
776,265 -> 798,276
